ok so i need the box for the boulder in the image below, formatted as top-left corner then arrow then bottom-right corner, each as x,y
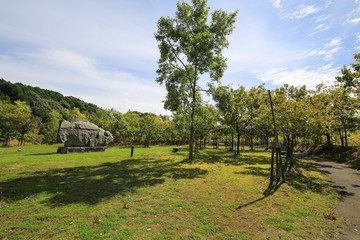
57,118 -> 113,147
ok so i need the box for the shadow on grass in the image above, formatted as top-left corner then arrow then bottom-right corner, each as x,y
234,166 -> 270,177
26,152 -> 58,156
236,156 -> 339,209
0,157 -> 207,206
180,149 -> 270,166
236,181 -> 284,209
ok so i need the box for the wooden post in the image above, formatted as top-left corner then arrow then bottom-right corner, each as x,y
269,143 -> 275,186
268,90 -> 285,183
268,90 -> 279,148
131,146 -> 134,157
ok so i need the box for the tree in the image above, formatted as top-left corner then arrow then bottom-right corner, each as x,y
193,104 -> 217,150
214,85 -> 249,155
329,87 -> 359,147
109,110 -> 128,143
171,112 -> 190,146
123,111 -> 141,145
0,79 -> 24,102
61,107 -> 87,121
155,0 -> 238,160
140,114 -> 159,147
42,110 -> 62,143
0,101 -> 18,145
245,84 -> 267,150
88,108 -> 114,131
0,100 -> 42,145
335,53 -> 360,89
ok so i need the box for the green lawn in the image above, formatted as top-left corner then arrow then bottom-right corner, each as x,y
0,145 -> 340,239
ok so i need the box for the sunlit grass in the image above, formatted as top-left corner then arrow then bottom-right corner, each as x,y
0,145 -> 340,239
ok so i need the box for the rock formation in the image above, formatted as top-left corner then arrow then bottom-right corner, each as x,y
57,118 -> 113,153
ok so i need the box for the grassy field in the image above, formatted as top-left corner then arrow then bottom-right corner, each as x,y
0,145 -> 340,239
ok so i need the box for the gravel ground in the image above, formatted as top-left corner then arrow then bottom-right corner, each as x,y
296,154 -> 360,240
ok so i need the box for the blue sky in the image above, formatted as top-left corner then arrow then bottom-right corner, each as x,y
0,0 -> 359,115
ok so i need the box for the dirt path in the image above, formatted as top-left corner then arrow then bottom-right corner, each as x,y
296,154 -> 360,239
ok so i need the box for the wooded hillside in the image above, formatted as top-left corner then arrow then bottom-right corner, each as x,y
0,79 -> 98,122
0,79 -> 171,146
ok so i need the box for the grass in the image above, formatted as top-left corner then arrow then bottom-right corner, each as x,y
0,144 -> 340,239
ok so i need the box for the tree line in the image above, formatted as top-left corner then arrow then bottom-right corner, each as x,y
0,96 -> 174,146
1,53 -> 359,150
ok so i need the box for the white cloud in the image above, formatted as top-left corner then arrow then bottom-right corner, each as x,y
314,23 -> 326,30
254,64 -> 339,88
344,4 -> 360,24
28,48 -> 100,78
305,37 -> 342,61
326,37 -> 342,47
314,23 -> 331,32
325,47 -> 342,60
348,18 -> 360,24
272,0 -> 282,8
309,14 -> 332,35
0,0 -> 160,74
306,47 -> 341,61
325,1 -> 333,9
315,15 -> 329,22
356,33 -> 360,50
356,33 -> 360,43
0,49 -> 169,115
283,5 -> 322,19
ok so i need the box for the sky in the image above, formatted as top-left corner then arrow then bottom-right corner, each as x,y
0,0 -> 359,115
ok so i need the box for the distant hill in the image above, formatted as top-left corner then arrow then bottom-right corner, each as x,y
0,78 -> 99,122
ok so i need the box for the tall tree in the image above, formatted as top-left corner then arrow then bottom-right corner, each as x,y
329,87 -> 359,147
0,101 -> 18,145
213,85 -> 249,155
155,0 -> 238,160
140,114 -> 158,147
0,100 -> 41,145
194,104 -> 217,150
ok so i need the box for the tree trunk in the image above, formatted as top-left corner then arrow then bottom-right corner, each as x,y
231,132 -> 234,151
189,81 -> 197,160
237,132 -> 240,155
285,135 -> 290,169
269,144 -> 275,186
344,129 -> 348,147
339,130 -> 344,148
326,133 -> 331,146
5,133 -> 10,146
189,111 -> 195,160
266,138 -> 269,149
289,136 -> 294,171
278,148 -> 285,181
250,135 -> 254,151
20,133 -> 25,146
275,148 -> 279,177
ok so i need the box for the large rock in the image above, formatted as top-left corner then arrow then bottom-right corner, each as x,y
57,118 -> 113,147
